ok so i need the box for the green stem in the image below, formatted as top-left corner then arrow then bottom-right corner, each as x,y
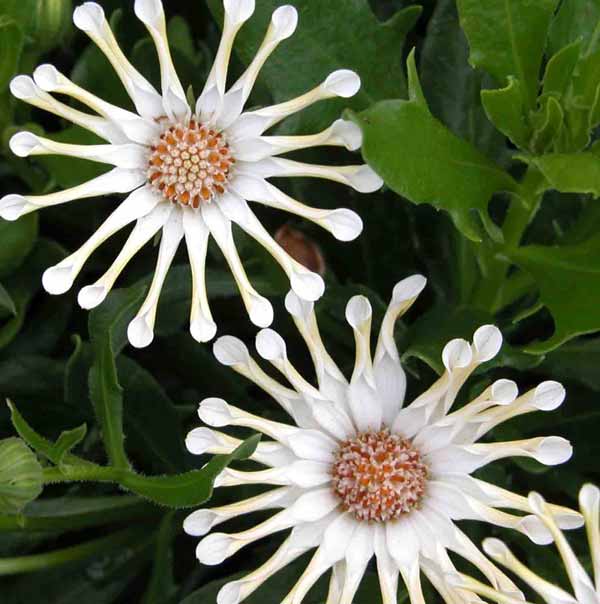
0,527 -> 149,576
472,167 -> 545,312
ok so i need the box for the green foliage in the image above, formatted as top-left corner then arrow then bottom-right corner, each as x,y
0,0 -> 599,602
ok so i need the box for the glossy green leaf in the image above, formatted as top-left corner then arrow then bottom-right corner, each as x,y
0,17 -> 24,90
0,438 -> 42,514
207,0 -> 421,132
528,152 -> 600,195
456,0 -> 559,107
542,337 -> 600,392
419,0 -> 506,160
481,77 -> 530,148
118,355 -> 187,473
88,283 -> 146,469
508,235 -> 600,352
354,91 -> 516,241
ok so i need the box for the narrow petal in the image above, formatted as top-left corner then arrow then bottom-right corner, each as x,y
32,64 -> 159,144
228,69 -> 360,139
374,275 -> 427,424
212,335 -> 315,428
345,295 -> 382,431
10,131 -> 147,170
215,461 -> 330,489
232,119 -> 362,162
284,291 -> 350,409
201,202 -> 273,328
218,192 -> 325,301
73,2 -> 163,118
78,201 -> 172,309
182,210 -> 216,342
185,427 -> 296,467
0,168 -> 145,221
42,186 -> 159,296
197,0 -> 255,121
216,520 -> 326,604
482,538 -> 577,604
134,0 -> 189,119
580,484 -> 600,590
217,5 -> 298,128
338,523 -> 374,603
231,174 -> 363,241
10,75 -> 124,143
240,157 -> 383,193
374,524 -> 400,604
127,208 -> 184,348
183,486 -> 298,536
447,573 -> 534,604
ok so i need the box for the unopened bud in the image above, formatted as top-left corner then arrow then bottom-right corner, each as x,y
275,224 -> 325,276
32,0 -> 73,53
0,438 -> 43,513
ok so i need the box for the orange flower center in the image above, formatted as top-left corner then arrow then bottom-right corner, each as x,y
331,429 -> 428,523
147,120 -> 235,208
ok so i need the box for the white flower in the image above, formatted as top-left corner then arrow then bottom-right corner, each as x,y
184,275 -> 582,604
454,484 -> 600,604
1,0 -> 381,348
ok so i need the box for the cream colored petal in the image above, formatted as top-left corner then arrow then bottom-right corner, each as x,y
228,69 -> 360,139
230,174 -> 363,241
218,192 -> 324,301
127,208 -> 184,348
10,75 -> 124,143
580,484 -> 600,591
201,202 -> 273,328
182,210 -> 216,342
73,2 -> 163,118
134,0 -> 189,120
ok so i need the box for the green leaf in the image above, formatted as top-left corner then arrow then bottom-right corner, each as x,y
528,152 -> 600,195
88,282 -> 146,469
549,0 -> 600,56
142,512 -> 178,604
0,284 -> 16,316
419,0 -> 506,161
0,496 -> 156,532
353,93 -> 516,241
508,235 -> 600,352
481,77 -> 530,148
7,400 -> 89,467
207,0 -> 421,132
541,337 -> 600,392
118,434 -> 260,507
0,214 -> 38,279
456,0 -> 559,107
0,17 -> 24,90
118,355 -> 187,473
0,438 -> 42,514
541,38 -> 582,99
530,96 -> 564,154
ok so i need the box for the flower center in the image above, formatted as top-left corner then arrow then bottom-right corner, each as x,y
147,120 -> 234,208
331,429 -> 428,523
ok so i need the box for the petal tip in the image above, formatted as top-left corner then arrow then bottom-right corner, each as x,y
127,315 -> 155,349
323,69 -> 361,97
78,285 -> 108,310
10,131 -> 39,157
271,5 -> 298,39
198,397 -> 233,427
345,295 -> 372,329
42,264 -> 76,296
533,380 -> 565,411
255,328 -> 286,361
213,335 -> 250,366
473,324 -> 502,362
33,64 -> 61,91
191,318 -> 218,343
10,75 -> 37,100
392,274 -> 427,303
224,0 -> 255,24
0,194 -> 27,221
73,2 -> 105,33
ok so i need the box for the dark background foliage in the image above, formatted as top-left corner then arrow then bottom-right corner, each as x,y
0,0 -> 599,602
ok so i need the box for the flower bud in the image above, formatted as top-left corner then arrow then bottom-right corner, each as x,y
275,224 -> 325,275
0,438 -> 43,513
31,0 -> 73,53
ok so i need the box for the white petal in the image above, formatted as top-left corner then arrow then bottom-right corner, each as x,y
127,209 -> 183,348
201,202 -> 273,327
473,325 -> 503,362
285,430 -> 337,463
73,2 -> 163,119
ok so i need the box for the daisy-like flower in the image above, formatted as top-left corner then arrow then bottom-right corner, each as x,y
184,275 -> 582,604
1,0 -> 381,348
455,484 -> 600,604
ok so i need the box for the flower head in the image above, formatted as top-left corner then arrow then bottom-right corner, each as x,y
184,276 -> 582,604
455,484 -> 600,604
2,0 -> 381,348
